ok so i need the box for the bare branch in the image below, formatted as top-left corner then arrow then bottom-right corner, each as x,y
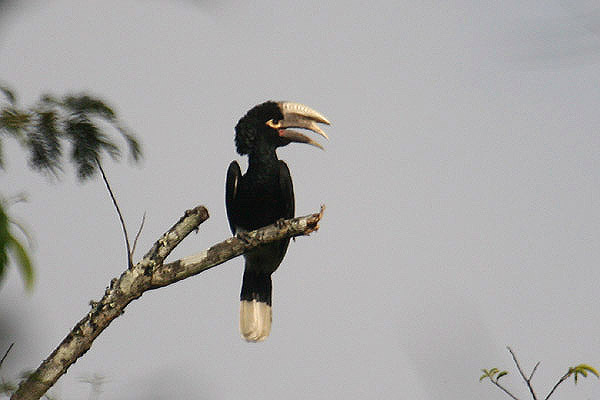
544,372 -> 571,400
0,343 -> 14,368
10,206 -> 323,400
130,212 -> 146,259
490,379 -> 521,400
95,159 -> 132,268
149,207 -> 322,288
529,362 -> 541,381
508,347 -> 539,400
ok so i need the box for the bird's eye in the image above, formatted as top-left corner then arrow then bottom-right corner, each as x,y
266,119 -> 280,128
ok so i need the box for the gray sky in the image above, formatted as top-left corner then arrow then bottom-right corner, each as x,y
1,1 -> 600,399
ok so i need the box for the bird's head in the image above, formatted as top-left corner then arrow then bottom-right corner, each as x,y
234,101 -> 330,155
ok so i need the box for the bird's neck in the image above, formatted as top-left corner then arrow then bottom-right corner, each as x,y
248,147 -> 279,173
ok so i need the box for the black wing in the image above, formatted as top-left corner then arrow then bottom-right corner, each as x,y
279,160 -> 295,220
225,160 -> 242,235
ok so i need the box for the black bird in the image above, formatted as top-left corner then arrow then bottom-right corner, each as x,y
226,101 -> 330,342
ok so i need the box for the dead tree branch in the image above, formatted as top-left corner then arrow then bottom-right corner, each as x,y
10,205 -> 324,400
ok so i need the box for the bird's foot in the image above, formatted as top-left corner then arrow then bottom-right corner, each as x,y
274,218 -> 296,241
236,231 -> 253,244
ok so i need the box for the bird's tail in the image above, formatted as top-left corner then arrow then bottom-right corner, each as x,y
239,269 -> 272,342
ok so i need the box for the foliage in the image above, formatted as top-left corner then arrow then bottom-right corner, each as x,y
0,85 -> 141,179
569,364 -> 600,384
480,347 -> 599,400
0,197 -> 34,291
480,367 -> 509,383
0,83 -> 142,289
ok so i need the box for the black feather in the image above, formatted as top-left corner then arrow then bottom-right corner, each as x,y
234,101 -> 282,155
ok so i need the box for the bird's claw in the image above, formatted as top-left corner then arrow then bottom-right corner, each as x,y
236,231 -> 253,244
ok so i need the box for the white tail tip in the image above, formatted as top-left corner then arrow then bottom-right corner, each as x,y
240,300 -> 272,342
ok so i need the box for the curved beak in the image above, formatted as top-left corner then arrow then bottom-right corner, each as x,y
269,101 -> 331,150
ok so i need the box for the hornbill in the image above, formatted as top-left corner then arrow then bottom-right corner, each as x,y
226,101 -> 330,342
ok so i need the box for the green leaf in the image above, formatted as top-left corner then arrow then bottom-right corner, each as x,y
0,204 -> 9,281
496,371 -> 508,380
28,110 -> 63,176
0,137 -> 4,169
8,234 -> 34,290
479,369 -> 490,382
66,116 -> 118,179
576,364 -> 599,378
480,368 -> 500,382
0,107 -> 31,137
63,95 -> 115,121
0,85 -> 16,105
120,128 -> 142,162
39,94 -> 60,107
569,364 -> 600,384
98,137 -> 121,161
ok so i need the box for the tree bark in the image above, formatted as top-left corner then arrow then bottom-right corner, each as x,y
10,205 -> 324,400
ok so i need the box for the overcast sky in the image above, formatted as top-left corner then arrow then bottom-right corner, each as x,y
1,1 -> 600,399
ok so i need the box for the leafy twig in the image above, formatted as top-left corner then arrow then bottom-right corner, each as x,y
481,348 -> 599,400
544,364 -> 599,400
480,368 -> 518,400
